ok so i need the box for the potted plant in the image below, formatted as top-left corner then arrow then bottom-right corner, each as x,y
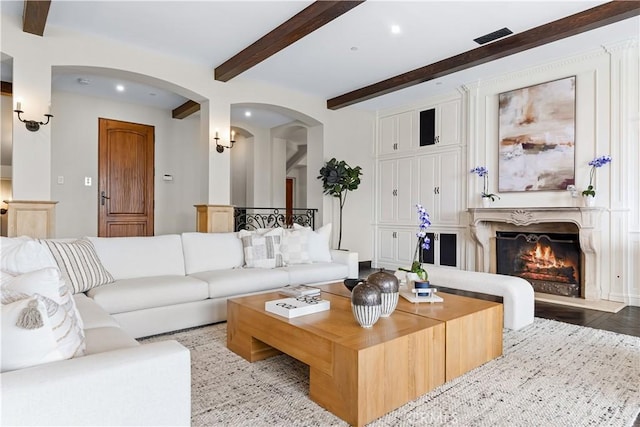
470,166 -> 500,207
398,204 -> 431,285
317,158 -> 362,250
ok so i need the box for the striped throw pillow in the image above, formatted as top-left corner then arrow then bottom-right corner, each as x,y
41,239 -> 114,294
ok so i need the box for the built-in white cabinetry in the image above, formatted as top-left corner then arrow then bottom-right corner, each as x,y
377,228 -> 415,268
378,157 -> 415,224
375,93 -> 465,271
379,111 -> 414,155
418,99 -> 461,148
417,149 -> 461,226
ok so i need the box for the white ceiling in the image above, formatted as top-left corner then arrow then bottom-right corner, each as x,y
2,1 -> 639,117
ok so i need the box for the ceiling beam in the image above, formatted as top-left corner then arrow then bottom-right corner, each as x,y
215,0 -> 365,82
327,1 -> 640,110
172,100 -> 201,119
23,0 -> 52,36
1,81 -> 12,96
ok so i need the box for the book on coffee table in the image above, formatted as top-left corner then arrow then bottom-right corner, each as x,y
278,284 -> 321,297
265,296 -> 330,318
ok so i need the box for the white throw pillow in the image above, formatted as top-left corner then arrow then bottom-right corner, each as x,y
281,228 -> 311,265
1,295 -> 64,372
0,236 -> 57,275
1,268 -> 86,360
293,223 -> 332,263
239,228 -> 284,269
41,239 -> 114,294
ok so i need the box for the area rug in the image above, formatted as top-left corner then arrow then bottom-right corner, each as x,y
141,318 -> 640,426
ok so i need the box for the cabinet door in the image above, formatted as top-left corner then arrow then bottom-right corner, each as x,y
396,157 -> 415,223
438,150 -> 460,225
438,232 -> 458,267
418,154 -> 438,219
378,159 -> 396,223
438,99 -> 461,146
419,108 -> 436,147
377,228 -> 396,263
396,111 -> 414,152
379,115 -> 396,155
396,229 -> 415,266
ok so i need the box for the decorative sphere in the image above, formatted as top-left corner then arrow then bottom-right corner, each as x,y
351,281 -> 382,306
366,270 -> 399,294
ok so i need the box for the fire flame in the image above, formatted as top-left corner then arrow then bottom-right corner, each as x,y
531,243 -> 565,268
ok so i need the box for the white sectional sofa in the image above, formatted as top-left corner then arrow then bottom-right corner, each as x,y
1,230 -> 357,426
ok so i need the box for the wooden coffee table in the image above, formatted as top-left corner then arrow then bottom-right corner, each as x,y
227,291 -> 445,427
321,282 -> 503,381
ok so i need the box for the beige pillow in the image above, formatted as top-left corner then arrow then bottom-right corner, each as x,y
41,239 -> 114,294
239,228 -> 284,268
293,223 -> 332,262
281,228 -> 311,265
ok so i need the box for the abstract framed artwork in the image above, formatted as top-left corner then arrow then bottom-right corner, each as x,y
498,76 -> 576,192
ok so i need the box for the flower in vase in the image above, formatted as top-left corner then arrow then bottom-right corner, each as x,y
470,166 -> 500,201
581,155 -> 611,197
399,204 -> 431,281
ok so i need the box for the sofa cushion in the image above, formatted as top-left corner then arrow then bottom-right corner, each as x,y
239,229 -> 284,268
41,239 -> 115,293
73,293 -> 120,330
87,276 -> 209,314
181,232 -> 244,274
285,262 -> 349,286
86,235 -> 186,280
1,295 -> 62,372
84,326 -> 139,355
189,268 -> 289,299
0,236 -> 56,275
293,223 -> 332,262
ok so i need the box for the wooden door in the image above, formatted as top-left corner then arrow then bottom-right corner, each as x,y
285,177 -> 294,226
98,118 -> 154,237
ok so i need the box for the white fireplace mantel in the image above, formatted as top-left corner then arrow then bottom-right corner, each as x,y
468,207 -> 604,301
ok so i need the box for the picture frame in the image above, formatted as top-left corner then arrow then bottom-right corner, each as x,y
498,76 -> 576,192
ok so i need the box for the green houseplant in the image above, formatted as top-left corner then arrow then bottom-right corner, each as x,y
317,158 -> 362,250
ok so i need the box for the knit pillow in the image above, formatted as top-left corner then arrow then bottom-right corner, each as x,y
239,228 -> 284,269
41,239 -> 114,294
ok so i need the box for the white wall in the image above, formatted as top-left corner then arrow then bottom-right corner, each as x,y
51,91 -> 203,237
1,14 -> 375,259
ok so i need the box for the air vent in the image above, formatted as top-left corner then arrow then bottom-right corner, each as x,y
473,27 -> 513,45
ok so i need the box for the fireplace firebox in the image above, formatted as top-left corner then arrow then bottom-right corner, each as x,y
496,232 -> 581,297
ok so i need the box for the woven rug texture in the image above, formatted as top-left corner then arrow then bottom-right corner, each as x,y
142,318 -> 640,427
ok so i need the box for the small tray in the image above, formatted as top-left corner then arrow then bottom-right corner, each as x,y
399,286 -> 444,303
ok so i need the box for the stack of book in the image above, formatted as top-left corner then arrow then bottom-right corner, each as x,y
266,286 -> 329,318
278,284 -> 321,297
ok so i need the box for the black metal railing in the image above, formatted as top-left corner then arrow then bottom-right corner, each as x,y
233,207 -> 317,231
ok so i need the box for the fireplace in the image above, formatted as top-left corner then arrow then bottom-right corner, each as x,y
496,231 -> 581,297
468,207 -> 604,303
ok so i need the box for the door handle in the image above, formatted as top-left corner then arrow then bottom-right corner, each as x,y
101,191 -> 110,206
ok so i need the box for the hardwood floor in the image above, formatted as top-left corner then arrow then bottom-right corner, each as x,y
359,268 -> 640,337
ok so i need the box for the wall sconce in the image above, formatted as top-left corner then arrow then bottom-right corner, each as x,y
14,102 -> 53,132
215,130 -> 236,153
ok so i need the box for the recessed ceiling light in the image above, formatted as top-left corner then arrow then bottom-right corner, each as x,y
350,46 -> 358,51
116,84 -> 125,92
390,25 -> 401,35
149,92 -> 157,96
77,78 -> 90,85
245,111 -> 252,117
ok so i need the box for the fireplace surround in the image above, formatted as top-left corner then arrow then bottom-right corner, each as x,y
468,207 -> 605,304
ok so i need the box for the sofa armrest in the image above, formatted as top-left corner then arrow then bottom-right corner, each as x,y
330,250 -> 359,279
1,341 -> 191,426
